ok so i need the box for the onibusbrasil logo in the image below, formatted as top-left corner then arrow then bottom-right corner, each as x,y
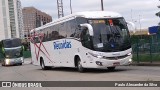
53,40 -> 72,50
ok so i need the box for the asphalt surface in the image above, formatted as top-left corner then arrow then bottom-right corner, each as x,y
0,58 -> 160,90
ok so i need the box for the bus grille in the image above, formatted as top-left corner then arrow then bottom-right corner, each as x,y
103,54 -> 129,60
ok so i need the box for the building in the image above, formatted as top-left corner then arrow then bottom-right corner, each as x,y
22,7 -> 52,38
0,0 -> 24,40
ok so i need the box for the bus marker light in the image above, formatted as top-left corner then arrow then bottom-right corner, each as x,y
109,19 -> 113,26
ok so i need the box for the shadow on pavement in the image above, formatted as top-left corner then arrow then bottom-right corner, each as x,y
36,67 -> 134,73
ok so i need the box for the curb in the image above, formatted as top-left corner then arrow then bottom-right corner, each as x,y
130,62 -> 160,66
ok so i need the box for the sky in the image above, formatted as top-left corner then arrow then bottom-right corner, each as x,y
21,0 -> 160,29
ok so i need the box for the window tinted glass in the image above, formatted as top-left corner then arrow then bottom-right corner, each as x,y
31,17 -> 88,43
88,18 -> 131,52
3,39 -> 22,48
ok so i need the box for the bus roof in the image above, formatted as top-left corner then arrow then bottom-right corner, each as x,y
30,11 -> 122,33
72,11 -> 122,18
1,38 -> 20,41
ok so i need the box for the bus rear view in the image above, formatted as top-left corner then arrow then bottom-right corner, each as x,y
0,38 -> 24,66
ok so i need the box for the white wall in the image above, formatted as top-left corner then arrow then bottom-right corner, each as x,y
0,0 -> 11,41
0,0 -> 5,40
0,0 -> 24,40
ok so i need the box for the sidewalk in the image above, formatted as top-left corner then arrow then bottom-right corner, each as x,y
23,58 -> 32,64
131,61 -> 160,66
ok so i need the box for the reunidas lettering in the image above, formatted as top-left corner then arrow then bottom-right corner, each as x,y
53,40 -> 72,50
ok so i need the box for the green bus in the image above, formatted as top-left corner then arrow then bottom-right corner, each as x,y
0,38 -> 24,66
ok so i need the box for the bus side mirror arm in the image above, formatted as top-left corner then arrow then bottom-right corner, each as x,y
80,23 -> 94,36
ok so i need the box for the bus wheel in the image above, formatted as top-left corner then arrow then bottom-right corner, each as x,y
40,58 -> 47,70
107,67 -> 115,71
2,63 -> 5,66
77,57 -> 84,72
1,61 -> 5,66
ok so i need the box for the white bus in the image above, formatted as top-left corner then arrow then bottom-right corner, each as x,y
30,11 -> 133,72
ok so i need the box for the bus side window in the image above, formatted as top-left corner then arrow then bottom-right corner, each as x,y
65,19 -> 76,37
58,22 -> 66,39
42,31 -> 45,42
76,17 -> 87,25
74,25 -> 81,39
70,19 -> 77,37
80,27 -> 92,49
75,17 -> 88,39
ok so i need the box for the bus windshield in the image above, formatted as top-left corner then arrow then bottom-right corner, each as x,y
5,48 -> 23,58
88,18 -> 131,52
3,39 -> 22,48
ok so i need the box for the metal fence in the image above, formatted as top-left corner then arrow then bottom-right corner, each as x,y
131,34 -> 160,63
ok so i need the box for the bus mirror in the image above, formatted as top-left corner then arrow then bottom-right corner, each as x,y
127,21 -> 136,33
80,23 -> 94,36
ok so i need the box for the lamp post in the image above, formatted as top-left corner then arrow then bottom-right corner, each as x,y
139,15 -> 142,39
70,0 -> 72,14
101,0 -> 104,11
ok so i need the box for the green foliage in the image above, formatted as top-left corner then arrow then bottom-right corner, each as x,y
23,51 -> 31,58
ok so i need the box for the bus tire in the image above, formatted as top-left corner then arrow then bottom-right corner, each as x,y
107,67 -> 115,71
2,63 -> 5,66
77,57 -> 84,72
40,58 -> 47,70
1,61 -> 5,66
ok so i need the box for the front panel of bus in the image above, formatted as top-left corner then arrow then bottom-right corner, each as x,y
2,39 -> 24,65
80,17 -> 132,68
88,18 -> 131,52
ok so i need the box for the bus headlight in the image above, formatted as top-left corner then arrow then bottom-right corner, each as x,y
5,59 -> 10,65
97,55 -> 103,59
129,59 -> 132,62
89,52 -> 103,59
20,57 -> 24,62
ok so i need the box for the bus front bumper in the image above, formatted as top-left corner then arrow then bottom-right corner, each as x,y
84,55 -> 132,69
4,57 -> 24,65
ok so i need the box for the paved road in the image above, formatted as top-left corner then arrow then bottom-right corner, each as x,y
0,58 -> 160,90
